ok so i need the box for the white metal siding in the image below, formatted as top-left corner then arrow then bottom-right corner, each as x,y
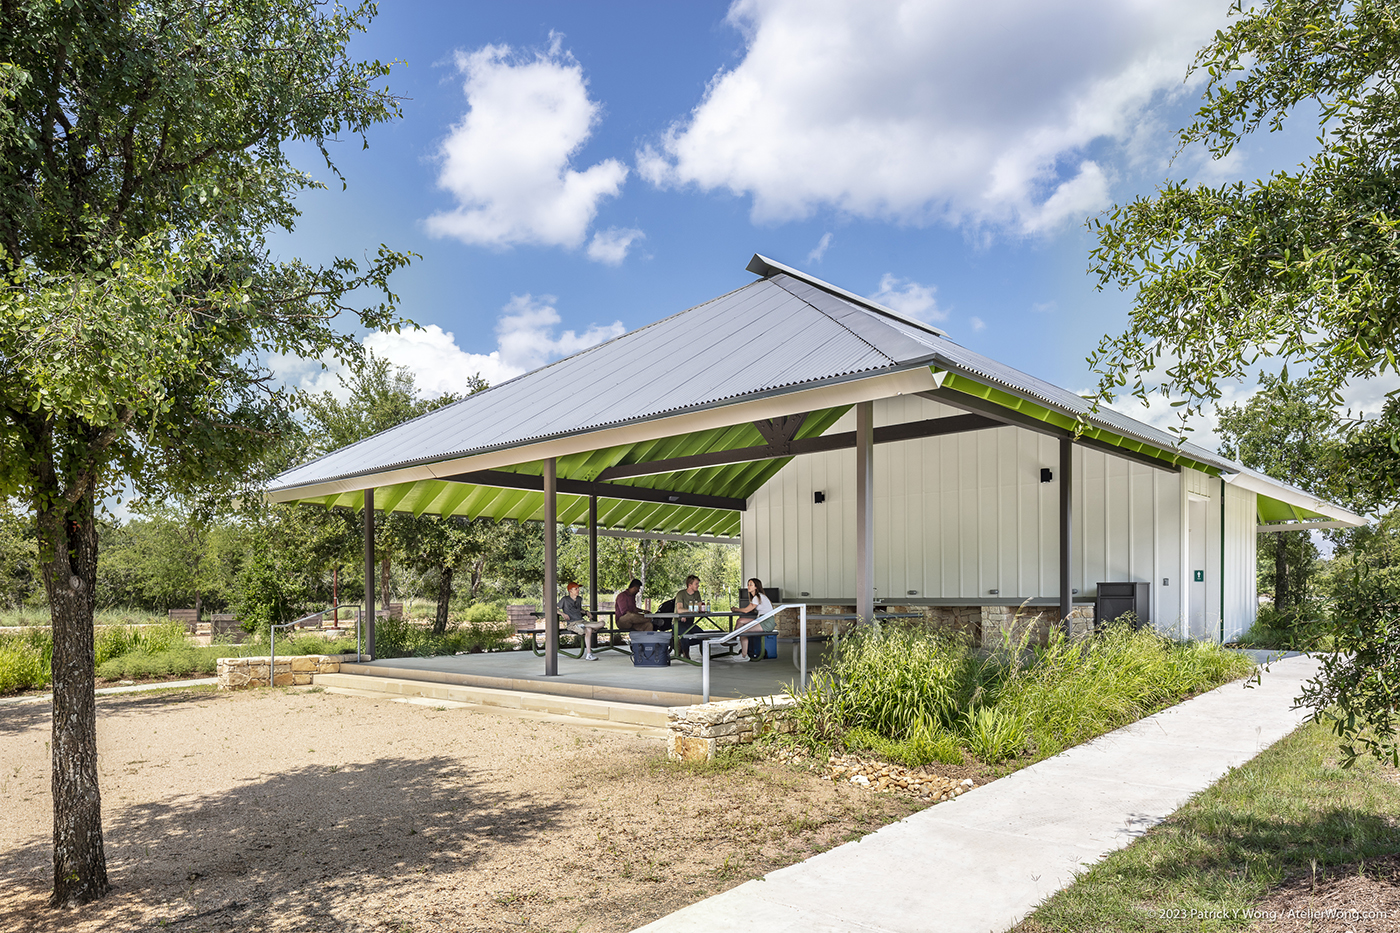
742,395 -> 1182,623
1223,482 -> 1258,641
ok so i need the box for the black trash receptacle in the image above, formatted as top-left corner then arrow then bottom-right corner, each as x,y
629,631 -> 672,667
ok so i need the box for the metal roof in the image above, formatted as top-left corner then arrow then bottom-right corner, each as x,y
271,271 -> 938,493
268,255 -> 1365,531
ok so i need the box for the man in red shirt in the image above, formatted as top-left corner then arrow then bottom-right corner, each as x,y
614,578 -> 654,632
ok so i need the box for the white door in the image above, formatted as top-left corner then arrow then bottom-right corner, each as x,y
1188,497 -> 1207,640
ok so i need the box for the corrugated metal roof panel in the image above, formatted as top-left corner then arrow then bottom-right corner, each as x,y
272,276 -> 922,491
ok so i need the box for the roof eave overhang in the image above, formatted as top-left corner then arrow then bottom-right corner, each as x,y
1224,472 -> 1367,527
266,364 -> 942,504
929,363 -> 1366,528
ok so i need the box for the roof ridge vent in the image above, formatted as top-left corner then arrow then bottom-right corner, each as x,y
746,253 -> 948,338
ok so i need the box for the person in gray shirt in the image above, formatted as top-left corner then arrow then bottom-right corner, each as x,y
558,581 -> 604,661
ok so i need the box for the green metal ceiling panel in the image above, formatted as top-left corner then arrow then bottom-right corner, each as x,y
1256,496 -> 1324,523
276,403 -> 846,536
938,371 -> 1222,475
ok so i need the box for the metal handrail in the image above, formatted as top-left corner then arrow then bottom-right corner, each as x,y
269,603 -> 362,686
701,603 -> 807,703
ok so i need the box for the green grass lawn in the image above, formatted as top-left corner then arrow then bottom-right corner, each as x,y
1015,720 -> 1400,932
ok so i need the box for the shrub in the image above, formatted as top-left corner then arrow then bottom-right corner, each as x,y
793,628 -> 978,743
960,706 -> 1029,762
372,615 -> 514,659
96,644 -> 246,681
987,624 -> 1255,760
790,622 -> 1254,767
1233,602 -> 1327,650
0,628 -> 51,693
94,619 -> 188,665
464,601 -> 508,625
843,724 -> 965,767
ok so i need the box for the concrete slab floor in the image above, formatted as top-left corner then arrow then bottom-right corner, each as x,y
345,643 -> 822,706
634,654 -> 1322,933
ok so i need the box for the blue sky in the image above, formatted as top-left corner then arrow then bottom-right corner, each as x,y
268,0 -> 1330,442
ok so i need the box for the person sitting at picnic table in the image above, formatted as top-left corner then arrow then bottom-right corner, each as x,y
614,578 -> 654,634
730,577 -> 773,662
558,581 -> 604,661
674,574 -> 704,659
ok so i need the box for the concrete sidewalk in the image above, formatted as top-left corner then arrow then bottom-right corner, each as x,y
636,654 -> 1320,933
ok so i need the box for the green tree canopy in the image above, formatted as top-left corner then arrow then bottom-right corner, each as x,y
1089,0 -> 1400,433
0,0 -> 410,904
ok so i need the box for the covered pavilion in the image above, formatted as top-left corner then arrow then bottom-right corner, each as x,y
266,255 -> 1364,677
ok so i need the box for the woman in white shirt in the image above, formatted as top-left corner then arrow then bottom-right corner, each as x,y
730,578 -> 773,662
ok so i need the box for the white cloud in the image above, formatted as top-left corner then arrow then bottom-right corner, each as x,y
586,226 -> 645,265
275,296 -> 625,398
641,0 -> 1228,233
872,273 -> 944,322
970,316 -> 986,332
806,232 -> 833,263
425,35 -> 627,252
1031,301 -> 1057,314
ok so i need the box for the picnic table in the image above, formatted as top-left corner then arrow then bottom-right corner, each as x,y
648,611 -> 745,666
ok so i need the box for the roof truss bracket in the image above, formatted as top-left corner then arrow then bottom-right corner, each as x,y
754,412 -> 807,451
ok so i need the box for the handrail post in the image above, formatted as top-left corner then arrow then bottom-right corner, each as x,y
702,639 -> 711,704
799,604 -> 807,689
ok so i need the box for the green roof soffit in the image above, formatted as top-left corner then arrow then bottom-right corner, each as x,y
935,369 -> 1221,476
278,405 -> 851,536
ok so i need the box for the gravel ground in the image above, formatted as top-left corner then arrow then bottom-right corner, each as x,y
0,687 -> 922,933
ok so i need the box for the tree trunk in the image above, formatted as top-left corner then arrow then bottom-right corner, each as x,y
1275,533 -> 1289,610
433,566 -> 453,635
469,557 -> 484,599
380,553 -> 390,610
38,491 -> 109,906
194,589 -> 202,623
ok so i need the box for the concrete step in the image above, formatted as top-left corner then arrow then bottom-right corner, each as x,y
313,672 -> 672,730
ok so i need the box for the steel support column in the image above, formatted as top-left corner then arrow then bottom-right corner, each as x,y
856,401 -> 875,624
364,487 -> 376,658
543,458 -> 559,676
1059,438 -> 1073,635
588,495 -> 598,617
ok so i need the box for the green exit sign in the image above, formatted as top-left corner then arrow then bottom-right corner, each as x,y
1193,570 -> 1204,582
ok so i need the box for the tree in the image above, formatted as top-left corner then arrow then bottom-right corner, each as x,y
299,357 -> 484,623
1216,373 -> 1345,611
0,2 -> 409,904
397,514 -> 497,633
1089,0 -> 1400,436
97,504 -> 243,616
1087,0 -> 1400,766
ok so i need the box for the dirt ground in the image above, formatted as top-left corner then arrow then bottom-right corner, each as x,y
1250,855 -> 1400,933
0,687 -> 923,933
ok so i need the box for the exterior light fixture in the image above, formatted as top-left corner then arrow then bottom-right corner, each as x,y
1040,468 -> 1053,483
813,491 -> 826,503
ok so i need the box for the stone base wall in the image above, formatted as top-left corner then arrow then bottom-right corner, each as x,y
217,654 -> 360,690
668,695 -> 799,763
783,603 -> 1097,648
979,605 -> 1094,647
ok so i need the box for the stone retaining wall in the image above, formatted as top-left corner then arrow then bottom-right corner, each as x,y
787,604 -> 1098,647
217,654 -> 360,690
668,695 -> 799,763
